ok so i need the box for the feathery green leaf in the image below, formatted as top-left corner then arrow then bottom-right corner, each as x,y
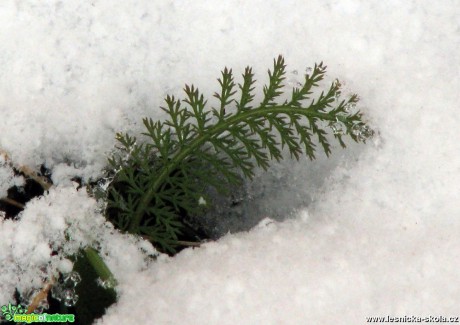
105,56 -> 373,253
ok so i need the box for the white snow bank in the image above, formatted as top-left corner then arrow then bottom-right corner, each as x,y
0,1 -> 175,180
98,209 -> 460,324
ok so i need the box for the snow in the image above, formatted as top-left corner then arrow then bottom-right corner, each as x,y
1,0 -> 460,324
0,155 -> 24,198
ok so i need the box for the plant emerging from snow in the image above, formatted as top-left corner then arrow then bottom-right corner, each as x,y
0,55 -> 373,320
106,56 -> 373,253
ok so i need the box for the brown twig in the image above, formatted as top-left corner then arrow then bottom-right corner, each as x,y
0,149 -> 50,209
141,234 -> 204,248
176,240 -> 203,247
26,278 -> 54,314
0,149 -> 52,191
18,165 -> 52,191
0,197 -> 25,209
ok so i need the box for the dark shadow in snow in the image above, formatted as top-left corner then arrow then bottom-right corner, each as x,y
190,138 -> 367,239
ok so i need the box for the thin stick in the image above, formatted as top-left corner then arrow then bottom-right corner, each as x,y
176,240 -> 202,247
26,278 -> 54,314
0,149 -> 52,191
141,234 -> 204,248
0,197 -> 25,209
0,149 -> 50,209
17,165 -> 52,191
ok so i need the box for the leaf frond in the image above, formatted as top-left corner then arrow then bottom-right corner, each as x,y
105,56 -> 373,253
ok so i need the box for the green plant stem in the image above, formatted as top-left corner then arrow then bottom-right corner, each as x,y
128,105 -> 338,232
83,247 -> 117,290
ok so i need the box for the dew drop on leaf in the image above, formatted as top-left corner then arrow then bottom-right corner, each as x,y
351,124 -> 362,136
329,122 -> 344,135
99,278 -> 116,289
344,102 -> 356,113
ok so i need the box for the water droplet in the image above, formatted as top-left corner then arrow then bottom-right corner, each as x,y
360,125 -> 375,139
62,289 -> 78,307
344,102 -> 356,113
351,124 -> 374,141
329,122 -> 344,135
98,278 -> 117,290
51,285 -> 63,301
291,69 -> 298,75
351,124 -> 362,136
52,271 -> 81,304
288,79 -> 302,89
97,177 -> 111,191
67,271 -> 81,287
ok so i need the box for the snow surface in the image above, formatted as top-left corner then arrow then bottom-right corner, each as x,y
1,0 -> 460,324
0,155 -> 24,198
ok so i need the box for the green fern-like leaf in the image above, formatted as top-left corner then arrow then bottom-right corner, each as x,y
106,55 -> 373,253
